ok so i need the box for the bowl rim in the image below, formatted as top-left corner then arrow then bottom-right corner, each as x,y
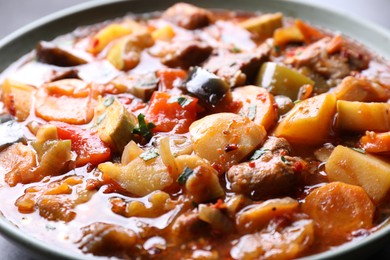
0,0 -> 389,259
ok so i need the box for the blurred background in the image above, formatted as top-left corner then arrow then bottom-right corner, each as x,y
0,0 -> 389,259
0,0 -> 389,39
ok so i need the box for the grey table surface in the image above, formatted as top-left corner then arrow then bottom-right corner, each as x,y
0,0 -> 390,259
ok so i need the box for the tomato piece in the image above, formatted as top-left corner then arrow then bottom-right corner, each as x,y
157,68 -> 187,91
51,122 -> 111,166
145,91 -> 198,133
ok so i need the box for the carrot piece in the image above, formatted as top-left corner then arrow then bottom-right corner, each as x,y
302,182 -> 374,245
51,121 -> 111,167
360,131 -> 390,154
327,35 -> 343,54
35,79 -> 95,124
295,19 -> 325,43
156,68 -> 187,91
145,91 -> 198,133
232,86 -> 278,130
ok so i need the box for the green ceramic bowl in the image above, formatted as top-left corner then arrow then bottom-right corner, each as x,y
0,0 -> 389,259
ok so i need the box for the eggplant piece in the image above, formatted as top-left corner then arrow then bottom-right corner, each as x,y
36,41 -> 88,67
184,67 -> 229,105
0,120 -> 25,150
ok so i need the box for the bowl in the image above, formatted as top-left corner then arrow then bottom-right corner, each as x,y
0,0 -> 390,259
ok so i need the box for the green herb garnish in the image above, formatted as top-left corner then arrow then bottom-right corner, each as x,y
248,105 -> 257,121
132,114 -> 155,141
103,96 -> 115,107
139,148 -> 160,161
168,96 -> 192,108
96,112 -> 107,125
232,45 -> 240,53
177,167 -> 194,185
250,148 -> 270,160
281,155 -> 292,165
274,45 -> 281,53
352,147 -> 366,154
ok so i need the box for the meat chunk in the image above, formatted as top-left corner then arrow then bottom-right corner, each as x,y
203,53 -> 264,87
286,36 -> 370,80
37,195 -> 76,222
162,3 -> 212,30
77,222 -> 140,258
161,41 -> 212,69
171,211 -> 209,243
227,137 -> 304,200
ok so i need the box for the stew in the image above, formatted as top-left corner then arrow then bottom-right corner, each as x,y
1,3 -> 390,259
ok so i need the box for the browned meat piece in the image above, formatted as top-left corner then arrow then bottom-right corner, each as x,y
171,211 -> 209,243
227,137 -> 304,200
286,36 -> 370,80
37,195 -> 76,222
161,41 -> 212,69
203,53 -> 264,87
162,3 -> 213,30
36,41 -> 89,67
77,222 -> 140,258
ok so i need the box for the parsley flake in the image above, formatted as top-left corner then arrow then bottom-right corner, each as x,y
103,96 -> 115,107
248,105 -> 257,121
250,148 -> 270,160
168,96 -> 192,108
132,114 -> 155,141
281,155 -> 292,165
177,167 -> 194,185
139,148 -> 160,161
96,112 -> 107,125
352,147 -> 366,154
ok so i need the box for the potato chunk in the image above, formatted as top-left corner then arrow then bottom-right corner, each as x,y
240,13 -> 283,38
1,79 -> 35,121
99,156 -> 173,197
189,113 -> 266,171
336,100 -> 390,132
236,197 -> 299,233
230,219 -> 314,260
325,145 -> 390,203
273,93 -> 336,145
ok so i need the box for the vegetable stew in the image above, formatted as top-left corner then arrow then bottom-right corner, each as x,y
1,2 -> 390,259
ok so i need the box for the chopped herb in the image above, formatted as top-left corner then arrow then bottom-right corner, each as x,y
132,114 -> 155,141
103,96 -> 115,107
281,155 -> 292,165
232,45 -> 240,53
177,167 -> 194,185
248,105 -> 257,121
352,147 -> 366,154
139,73 -> 159,87
139,148 -> 160,161
96,112 -> 107,125
168,96 -> 192,107
45,224 -> 56,231
294,100 -> 301,104
250,148 -> 270,160
274,45 -> 281,53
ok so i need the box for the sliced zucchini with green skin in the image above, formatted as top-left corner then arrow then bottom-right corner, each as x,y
256,62 -> 314,100
95,97 -> 137,153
